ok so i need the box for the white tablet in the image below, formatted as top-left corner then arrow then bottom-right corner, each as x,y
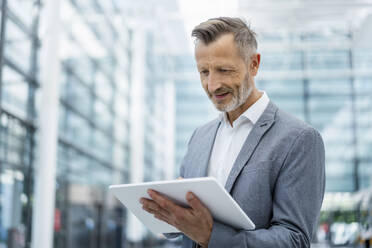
109,177 -> 255,234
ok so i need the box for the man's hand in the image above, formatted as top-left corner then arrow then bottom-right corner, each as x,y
140,190 -> 213,247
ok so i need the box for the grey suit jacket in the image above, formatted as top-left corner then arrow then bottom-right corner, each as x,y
173,101 -> 325,248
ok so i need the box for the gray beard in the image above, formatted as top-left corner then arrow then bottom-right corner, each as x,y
216,81 -> 253,113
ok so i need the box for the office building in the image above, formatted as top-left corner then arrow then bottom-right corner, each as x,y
1,0 -> 372,247
0,0 -> 177,247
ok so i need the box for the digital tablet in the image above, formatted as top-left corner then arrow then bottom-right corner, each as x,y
109,177 -> 255,234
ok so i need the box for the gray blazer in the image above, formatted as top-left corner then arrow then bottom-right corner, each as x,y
170,101 -> 325,248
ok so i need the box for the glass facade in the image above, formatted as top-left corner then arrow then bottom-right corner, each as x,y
0,0 -> 372,247
0,0 -> 39,247
55,1 -> 131,247
1,0 -> 179,247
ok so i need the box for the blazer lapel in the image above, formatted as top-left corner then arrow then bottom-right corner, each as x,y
224,101 -> 277,193
190,119 -> 221,178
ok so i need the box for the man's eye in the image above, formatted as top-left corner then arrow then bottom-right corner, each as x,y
200,70 -> 209,75
219,69 -> 230,73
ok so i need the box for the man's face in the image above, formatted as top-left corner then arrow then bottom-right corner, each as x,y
195,33 -> 257,112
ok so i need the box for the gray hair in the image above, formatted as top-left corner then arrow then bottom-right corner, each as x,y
191,17 -> 257,62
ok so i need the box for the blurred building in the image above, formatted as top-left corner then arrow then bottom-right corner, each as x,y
0,0 -> 40,247
0,0 -> 177,247
1,0 -> 372,248
55,1 -> 132,247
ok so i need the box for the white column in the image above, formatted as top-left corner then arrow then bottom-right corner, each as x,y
31,0 -> 61,247
108,32 -> 129,208
127,27 -> 147,242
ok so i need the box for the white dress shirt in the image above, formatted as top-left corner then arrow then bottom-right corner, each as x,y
207,91 -> 270,186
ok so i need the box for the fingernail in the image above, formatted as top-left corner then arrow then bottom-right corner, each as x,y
139,198 -> 144,204
147,189 -> 153,196
187,192 -> 194,201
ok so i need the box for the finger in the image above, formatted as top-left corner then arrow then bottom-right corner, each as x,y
186,191 -> 208,213
142,204 -> 172,224
177,177 -> 183,180
148,189 -> 180,213
140,198 -> 169,213
154,212 -> 172,225
142,202 -> 170,217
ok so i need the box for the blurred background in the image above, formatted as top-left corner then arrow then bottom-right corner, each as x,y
0,0 -> 372,247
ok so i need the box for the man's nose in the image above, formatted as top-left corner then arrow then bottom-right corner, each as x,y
207,72 -> 222,93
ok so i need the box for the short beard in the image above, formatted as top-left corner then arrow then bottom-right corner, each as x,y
215,76 -> 253,112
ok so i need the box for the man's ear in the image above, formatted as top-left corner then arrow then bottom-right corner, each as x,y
250,53 -> 260,76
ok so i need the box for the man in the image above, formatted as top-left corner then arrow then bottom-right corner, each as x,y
140,17 -> 325,247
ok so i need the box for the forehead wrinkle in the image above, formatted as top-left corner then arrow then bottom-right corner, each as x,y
196,49 -> 241,67
197,59 -> 237,69
196,54 -> 245,71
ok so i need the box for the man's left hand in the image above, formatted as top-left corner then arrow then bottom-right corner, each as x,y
140,190 -> 213,247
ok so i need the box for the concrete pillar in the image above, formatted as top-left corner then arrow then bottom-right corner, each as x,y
127,27 -> 146,243
31,0 -> 61,247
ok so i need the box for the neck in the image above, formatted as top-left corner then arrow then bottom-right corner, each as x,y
226,89 -> 262,126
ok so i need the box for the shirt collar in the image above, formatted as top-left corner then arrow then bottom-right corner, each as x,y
241,91 -> 270,124
219,91 -> 270,126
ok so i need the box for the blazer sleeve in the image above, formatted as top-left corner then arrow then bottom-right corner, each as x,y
208,128 -> 326,248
